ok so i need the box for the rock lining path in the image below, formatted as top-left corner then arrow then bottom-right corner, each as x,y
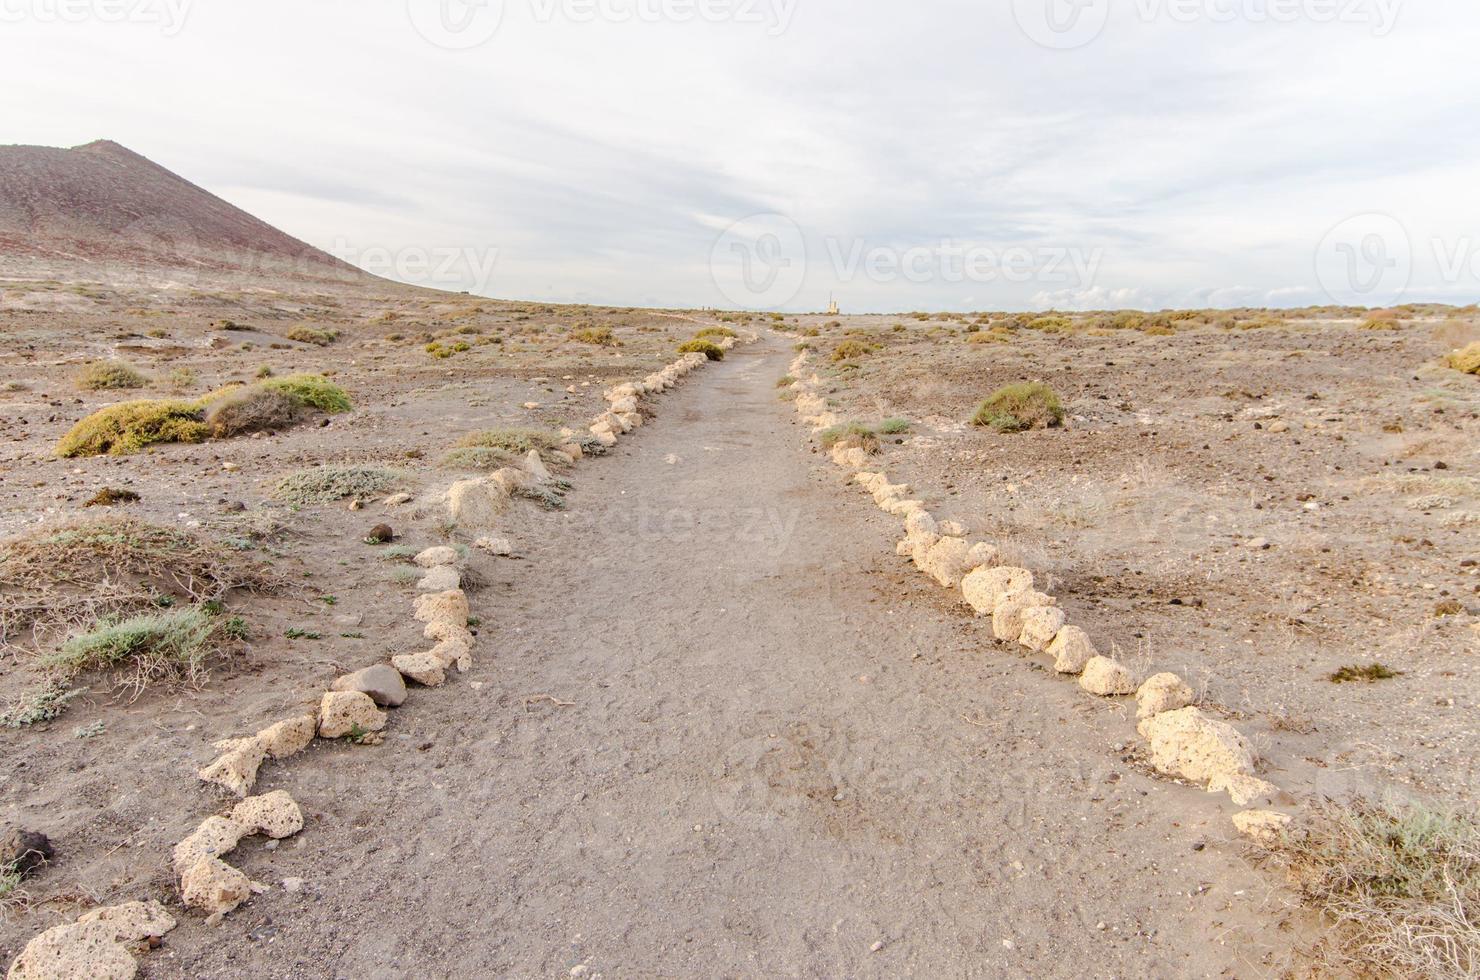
160,337 -> 1296,978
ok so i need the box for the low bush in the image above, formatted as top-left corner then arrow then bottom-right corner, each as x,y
966,329 -> 1012,345
54,400 -> 209,457
257,373 -> 352,413
1261,799 -> 1480,978
42,607 -> 225,693
695,326 -> 736,339
571,326 -> 619,346
831,340 -> 875,362
878,417 -> 911,435
818,422 -> 880,455
76,360 -> 148,391
285,326 -> 338,346
678,339 -> 724,361
776,375 -> 796,388
205,386 -> 305,437
1447,342 -> 1480,375
272,466 -> 405,505
972,382 -> 1065,433
457,428 -> 563,456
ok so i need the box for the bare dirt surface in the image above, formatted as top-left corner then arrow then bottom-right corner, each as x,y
789,312 -> 1480,811
142,337 -> 1302,978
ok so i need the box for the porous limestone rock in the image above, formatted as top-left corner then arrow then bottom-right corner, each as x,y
257,716 -> 316,759
392,652 -> 446,688
966,542 -> 999,569
593,430 -> 618,448
447,478 -> 508,528
616,412 -> 643,430
1231,809 -> 1292,844
172,816 -> 249,877
230,791 -> 303,840
938,520 -> 968,537
197,737 -> 267,798
907,530 -> 940,567
961,566 -> 1034,615
1136,673 -> 1194,720
884,498 -> 926,518
475,535 -> 513,556
904,511 -> 937,537
1018,605 -> 1067,652
6,901 -> 175,980
1209,772 -> 1281,807
1140,707 -> 1256,785
1080,656 -> 1137,696
179,857 -> 258,917
416,565 -> 461,593
317,692 -> 386,739
331,664 -> 407,708
413,546 -> 459,569
919,536 -> 977,589
413,590 -> 469,627
1048,626 -> 1098,674
609,396 -> 638,415
991,590 -> 1055,643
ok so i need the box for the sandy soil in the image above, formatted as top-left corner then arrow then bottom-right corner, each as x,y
787,312 -> 1480,811
3,277 -> 1472,976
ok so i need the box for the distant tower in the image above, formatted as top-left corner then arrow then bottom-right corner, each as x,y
827,293 -> 840,316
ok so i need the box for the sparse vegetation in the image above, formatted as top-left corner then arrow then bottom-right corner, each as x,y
1447,342 -> 1480,375
285,325 -> 339,346
1260,799 -> 1480,978
42,607 -> 229,694
0,518 -> 275,651
258,373 -> 352,413
54,399 -> 209,457
84,487 -> 141,508
776,375 -> 796,388
571,326 -> 619,346
76,360 -> 148,391
972,382 -> 1065,433
695,326 -> 736,339
272,465 -> 404,505
831,340 -> 876,362
456,428 -> 562,459
678,339 -> 724,361
205,385 -> 304,437
878,417 -> 911,435
1330,663 -> 1402,684
0,684 -> 86,728
818,421 -> 880,455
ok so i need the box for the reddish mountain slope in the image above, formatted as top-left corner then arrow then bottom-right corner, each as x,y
0,140 -> 361,279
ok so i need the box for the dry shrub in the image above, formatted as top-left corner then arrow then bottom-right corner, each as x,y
571,326 -> 618,346
205,386 -> 304,437
818,422 -> 880,455
0,518 -> 275,652
972,382 -> 1065,432
285,326 -> 338,346
54,399 -> 209,457
42,607 -> 231,695
678,339 -> 724,360
831,340 -> 876,362
1262,800 -> 1480,978
457,428 -> 562,456
272,466 -> 404,505
76,360 -> 148,391
695,326 -> 736,339
1447,342 -> 1480,375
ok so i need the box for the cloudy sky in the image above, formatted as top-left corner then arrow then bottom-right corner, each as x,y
3,0 -> 1477,312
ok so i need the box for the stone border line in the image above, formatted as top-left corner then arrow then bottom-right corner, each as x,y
785,348 -> 1294,847
5,332 -> 756,980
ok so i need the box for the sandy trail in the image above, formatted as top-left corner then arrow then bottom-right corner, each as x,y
161,337 -> 1295,978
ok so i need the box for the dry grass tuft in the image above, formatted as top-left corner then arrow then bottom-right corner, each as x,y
972,382 -> 1065,432
285,325 -> 339,346
1261,799 -> 1480,978
76,360 -> 148,391
818,422 -> 881,455
205,386 -> 304,437
0,518 -> 275,652
571,326 -> 619,346
42,607 -> 232,695
272,465 -> 404,505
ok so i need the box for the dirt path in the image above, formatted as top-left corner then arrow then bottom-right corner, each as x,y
159,337 -> 1299,978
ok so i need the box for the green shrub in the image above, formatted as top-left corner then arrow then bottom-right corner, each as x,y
285,326 -> 338,346
272,466 -> 404,505
972,382 -> 1065,433
457,428 -> 562,455
678,339 -> 724,361
818,422 -> 880,455
42,607 -> 223,692
831,340 -> 875,362
776,375 -> 796,388
55,400 -> 209,457
571,326 -> 618,346
695,326 -> 736,339
1024,315 -> 1073,333
878,417 -> 911,435
205,386 -> 304,437
258,374 -> 352,413
443,446 -> 519,470
1447,342 -> 1480,375
77,360 -> 148,391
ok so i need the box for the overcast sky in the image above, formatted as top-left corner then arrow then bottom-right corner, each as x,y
3,0 -> 1478,312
